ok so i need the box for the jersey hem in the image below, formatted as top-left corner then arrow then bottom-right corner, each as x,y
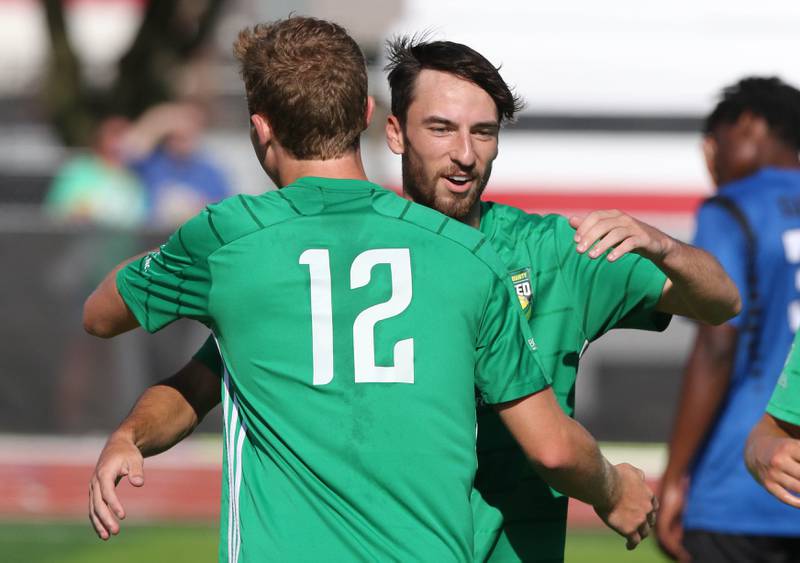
766,402 -> 800,427
116,264 -> 155,333
485,382 -> 550,406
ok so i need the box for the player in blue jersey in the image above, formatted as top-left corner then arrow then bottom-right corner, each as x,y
657,77 -> 800,562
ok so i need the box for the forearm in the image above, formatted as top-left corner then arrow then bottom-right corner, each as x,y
496,391 -> 620,509
110,360 -> 221,457
112,385 -> 199,457
534,417 -> 621,510
746,414 -> 800,473
663,325 -> 735,484
656,240 -> 741,325
83,251 -> 150,338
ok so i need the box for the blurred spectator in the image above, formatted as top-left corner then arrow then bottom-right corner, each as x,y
44,114 -> 149,432
44,116 -> 147,227
124,102 -> 231,226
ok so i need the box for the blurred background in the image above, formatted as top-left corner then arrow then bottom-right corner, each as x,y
2,0 -> 799,561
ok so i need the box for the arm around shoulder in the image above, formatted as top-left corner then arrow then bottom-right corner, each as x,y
655,240 -> 742,325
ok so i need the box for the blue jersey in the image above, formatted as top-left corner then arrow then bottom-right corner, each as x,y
685,167 -> 800,536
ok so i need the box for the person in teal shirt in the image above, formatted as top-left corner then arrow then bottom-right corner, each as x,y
45,115 -> 146,227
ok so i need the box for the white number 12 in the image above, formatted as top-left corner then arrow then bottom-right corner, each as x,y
299,248 -> 414,385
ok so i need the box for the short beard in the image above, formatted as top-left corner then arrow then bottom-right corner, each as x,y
401,153 -> 490,222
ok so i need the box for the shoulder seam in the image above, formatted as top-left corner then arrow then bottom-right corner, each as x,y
206,211 -> 225,246
398,200 -> 412,220
238,194 -> 264,228
276,190 -> 302,215
173,199 -> 303,269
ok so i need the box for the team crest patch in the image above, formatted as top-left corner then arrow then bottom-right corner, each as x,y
510,267 -> 533,319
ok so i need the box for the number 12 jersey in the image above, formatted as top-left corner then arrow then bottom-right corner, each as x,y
116,176 -> 548,562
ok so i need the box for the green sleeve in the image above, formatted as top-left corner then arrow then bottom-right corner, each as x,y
552,217 -> 670,342
475,273 -> 551,405
116,208 -> 220,333
192,334 -> 223,377
767,334 -> 800,426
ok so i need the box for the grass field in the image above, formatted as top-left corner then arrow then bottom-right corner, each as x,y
0,521 -> 668,562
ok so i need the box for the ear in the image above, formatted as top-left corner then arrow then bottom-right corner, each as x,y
702,135 -> 718,186
385,114 -> 405,155
250,113 -> 272,147
364,96 -> 376,129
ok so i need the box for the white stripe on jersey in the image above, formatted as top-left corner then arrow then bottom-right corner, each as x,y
217,338 -> 247,563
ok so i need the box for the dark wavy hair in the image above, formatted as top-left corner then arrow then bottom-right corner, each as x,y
705,76 -> 800,151
385,35 -> 524,126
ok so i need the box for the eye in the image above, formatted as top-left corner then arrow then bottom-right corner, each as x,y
474,128 -> 498,139
430,126 -> 448,134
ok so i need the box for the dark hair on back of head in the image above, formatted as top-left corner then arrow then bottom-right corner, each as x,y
705,76 -> 800,151
385,35 -> 524,126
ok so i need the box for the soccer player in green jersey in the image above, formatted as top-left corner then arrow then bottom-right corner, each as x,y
84,18 -> 656,562
382,39 -> 739,562
746,334 -> 800,508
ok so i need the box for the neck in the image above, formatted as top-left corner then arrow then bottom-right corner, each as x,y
761,140 -> 800,170
463,202 -> 482,229
400,187 -> 484,229
275,148 -> 368,187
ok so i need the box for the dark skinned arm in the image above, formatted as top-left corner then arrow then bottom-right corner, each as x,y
656,323 -> 738,561
88,359 -> 221,540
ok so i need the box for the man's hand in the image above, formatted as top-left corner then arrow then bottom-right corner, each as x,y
594,463 -> 658,551
745,414 -> 800,508
569,210 -> 676,264
88,433 -> 145,540
655,476 -> 690,562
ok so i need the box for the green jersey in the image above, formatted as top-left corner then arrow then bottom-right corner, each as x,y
116,178 -> 548,562
473,202 -> 670,562
768,333 -> 800,426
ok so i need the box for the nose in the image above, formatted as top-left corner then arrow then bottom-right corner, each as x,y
450,130 -> 476,169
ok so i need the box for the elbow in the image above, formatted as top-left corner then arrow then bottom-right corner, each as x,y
705,290 -> 743,326
82,299 -> 114,338
726,292 -> 743,322
531,442 -> 577,474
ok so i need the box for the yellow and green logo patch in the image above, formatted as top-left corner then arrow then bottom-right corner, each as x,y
510,267 -> 533,320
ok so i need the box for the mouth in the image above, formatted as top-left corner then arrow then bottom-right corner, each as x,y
442,174 -> 475,194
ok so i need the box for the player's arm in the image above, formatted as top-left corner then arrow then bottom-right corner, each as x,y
83,252 -> 150,338
745,413 -> 800,508
496,389 -> 656,550
475,266 -> 655,550
656,323 -> 736,561
86,207 -> 220,339
569,211 -> 741,325
89,356 -> 222,540
745,333 -> 800,507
